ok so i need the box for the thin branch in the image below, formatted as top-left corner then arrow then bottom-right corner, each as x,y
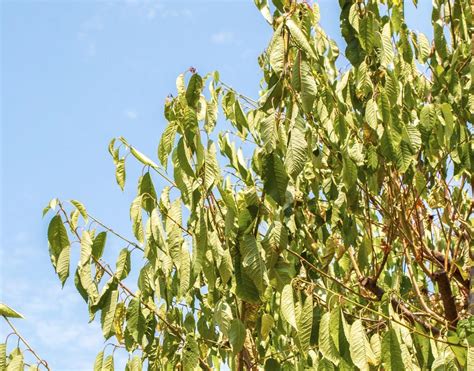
403,247 -> 447,325
88,214 -> 143,252
219,81 -> 258,107
287,248 -> 373,301
3,316 -> 50,370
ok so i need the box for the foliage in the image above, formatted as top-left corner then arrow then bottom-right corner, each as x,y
41,0 -> 473,369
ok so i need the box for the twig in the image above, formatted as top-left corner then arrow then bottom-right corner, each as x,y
88,214 -> 143,252
3,316 -> 50,370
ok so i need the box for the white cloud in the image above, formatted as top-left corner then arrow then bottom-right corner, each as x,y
211,31 -> 235,45
124,109 -> 139,120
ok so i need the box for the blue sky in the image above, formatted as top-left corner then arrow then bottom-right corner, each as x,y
1,1 -> 432,369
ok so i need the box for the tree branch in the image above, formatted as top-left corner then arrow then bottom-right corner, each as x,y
3,316 -> 50,370
359,277 -> 443,336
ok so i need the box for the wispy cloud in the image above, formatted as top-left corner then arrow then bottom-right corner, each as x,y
211,31 -> 235,45
124,109 -> 139,120
2,276 -> 109,369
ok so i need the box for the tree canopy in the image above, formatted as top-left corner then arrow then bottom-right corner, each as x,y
3,0 -> 473,370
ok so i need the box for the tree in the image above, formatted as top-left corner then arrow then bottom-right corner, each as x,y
35,0 -> 474,369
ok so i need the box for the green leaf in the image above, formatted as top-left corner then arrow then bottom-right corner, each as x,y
286,19 -> 315,59
205,99 -> 218,134
158,122 -> 177,167
214,300 -> 233,337
186,74 -> 203,109
240,234 -> 265,293
126,298 -> 145,343
440,102 -> 454,140
417,32 -> 431,63
234,99 -> 249,135
115,158 -> 126,191
0,303 -> 23,319
130,146 -> 158,169
130,195 -> 144,243
380,23 -> 394,68
179,242 -> 191,297
182,334 -> 199,370
115,248 -> 131,280
229,319 -> 246,354
79,230 -> 92,266
101,290 -> 119,339
468,346 -> 474,371
297,293 -> 313,352
348,4 -> 359,32
204,142 -> 220,191
269,24 -> 285,75
260,313 -> 274,340
285,126 -> 307,179
48,215 -> 70,270
166,199 -> 183,263
254,0 -> 272,24
138,172 -> 157,214
150,208 -> 167,250
126,356 -> 142,371
281,284 -> 297,330
176,138 -> 195,179
92,232 -> 107,260
319,311 -> 340,366
365,98 -> 378,130
77,262 -> 98,303
294,53 -> 317,113
382,328 -> 404,371
194,207 -> 208,273
342,154 -> 357,189
396,141 -> 413,173
235,251 -> 261,303
359,16 -> 374,52
260,113 -> 278,152
262,153 -> 288,206
317,358 -> 335,370
349,319 -> 371,371
70,200 -> 88,224
56,245 -> 70,286
378,90 -> 391,125
370,333 -> 382,366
